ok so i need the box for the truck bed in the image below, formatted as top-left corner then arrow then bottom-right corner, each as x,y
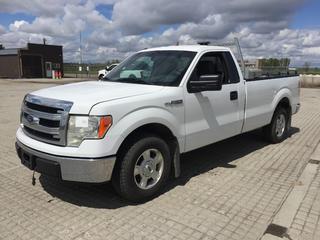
242,75 -> 300,133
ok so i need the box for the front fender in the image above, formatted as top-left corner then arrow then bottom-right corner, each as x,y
89,86 -> 185,156
87,105 -> 185,156
113,107 -> 184,151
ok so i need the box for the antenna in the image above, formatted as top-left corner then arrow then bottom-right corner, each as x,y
234,38 -> 246,76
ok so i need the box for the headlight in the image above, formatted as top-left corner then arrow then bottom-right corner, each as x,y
67,115 -> 112,147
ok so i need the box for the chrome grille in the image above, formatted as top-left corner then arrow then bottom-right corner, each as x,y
21,94 -> 73,146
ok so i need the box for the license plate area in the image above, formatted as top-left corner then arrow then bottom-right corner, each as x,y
21,151 -> 36,170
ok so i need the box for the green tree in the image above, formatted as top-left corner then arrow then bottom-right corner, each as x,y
303,62 -> 310,73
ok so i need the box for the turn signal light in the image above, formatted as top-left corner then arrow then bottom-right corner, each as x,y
98,116 -> 113,138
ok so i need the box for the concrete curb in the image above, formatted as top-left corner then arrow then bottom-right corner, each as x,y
300,74 -> 320,88
310,143 -> 320,162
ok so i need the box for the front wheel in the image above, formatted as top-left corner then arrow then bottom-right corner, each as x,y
264,108 -> 289,143
112,135 -> 171,202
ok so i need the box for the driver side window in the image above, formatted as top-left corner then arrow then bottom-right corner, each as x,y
190,52 -> 228,84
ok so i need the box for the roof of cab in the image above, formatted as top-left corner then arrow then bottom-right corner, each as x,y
140,45 -> 230,53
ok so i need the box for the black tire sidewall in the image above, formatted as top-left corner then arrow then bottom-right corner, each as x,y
118,135 -> 171,201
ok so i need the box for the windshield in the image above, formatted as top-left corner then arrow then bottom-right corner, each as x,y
102,51 -> 196,86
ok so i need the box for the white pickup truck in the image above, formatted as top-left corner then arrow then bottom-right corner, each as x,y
16,45 -> 300,201
98,63 -> 118,79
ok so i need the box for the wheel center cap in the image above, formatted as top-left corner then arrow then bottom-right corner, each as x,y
142,161 -> 154,177
146,165 -> 153,172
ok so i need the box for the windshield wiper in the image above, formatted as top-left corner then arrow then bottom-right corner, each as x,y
101,76 -> 111,81
102,77 -> 151,85
116,78 -> 150,85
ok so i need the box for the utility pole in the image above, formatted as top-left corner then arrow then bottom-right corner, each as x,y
79,31 -> 82,66
78,31 -> 83,77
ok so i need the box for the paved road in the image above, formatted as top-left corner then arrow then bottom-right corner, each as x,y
288,163 -> 320,240
0,79 -> 320,240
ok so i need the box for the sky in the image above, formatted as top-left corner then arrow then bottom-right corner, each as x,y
0,0 -> 319,66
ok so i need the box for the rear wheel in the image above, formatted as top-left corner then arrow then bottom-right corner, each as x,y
264,107 -> 289,143
112,134 -> 171,202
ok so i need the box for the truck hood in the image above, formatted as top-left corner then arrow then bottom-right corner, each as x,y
31,81 -> 164,114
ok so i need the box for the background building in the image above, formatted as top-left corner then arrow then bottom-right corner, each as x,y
0,43 -> 63,78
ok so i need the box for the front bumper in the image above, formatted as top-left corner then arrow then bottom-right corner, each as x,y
15,140 -> 116,183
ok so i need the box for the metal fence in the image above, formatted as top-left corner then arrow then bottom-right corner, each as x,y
297,67 -> 320,75
61,61 -> 320,80
63,63 -> 119,79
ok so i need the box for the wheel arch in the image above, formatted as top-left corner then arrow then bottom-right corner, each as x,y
274,96 -> 292,116
116,122 -> 181,178
276,97 -> 291,113
270,87 -> 293,122
271,95 -> 292,130
272,88 -> 292,113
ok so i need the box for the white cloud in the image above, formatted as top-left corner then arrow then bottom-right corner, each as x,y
0,31 -> 51,48
0,0 -> 79,17
9,20 -> 28,31
0,24 -> 6,35
111,0 -> 304,36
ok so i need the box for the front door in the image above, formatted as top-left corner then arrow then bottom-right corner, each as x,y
184,51 -> 245,152
45,62 -> 52,78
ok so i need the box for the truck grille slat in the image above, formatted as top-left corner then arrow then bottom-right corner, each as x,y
25,101 -> 63,114
21,94 -> 73,146
22,117 -> 60,135
22,106 -> 62,120
24,126 -> 60,142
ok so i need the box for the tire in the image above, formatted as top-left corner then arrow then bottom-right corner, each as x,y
112,134 -> 171,202
98,74 -> 104,80
263,107 -> 289,143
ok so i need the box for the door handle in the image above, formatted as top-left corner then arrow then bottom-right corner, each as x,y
230,91 -> 238,101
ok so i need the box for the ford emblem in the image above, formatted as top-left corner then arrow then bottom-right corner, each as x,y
26,115 -> 40,125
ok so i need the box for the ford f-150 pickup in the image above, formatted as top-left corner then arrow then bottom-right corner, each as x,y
16,45 -> 300,201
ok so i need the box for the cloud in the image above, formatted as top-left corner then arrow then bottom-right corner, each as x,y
111,0 -> 304,36
6,1 -> 112,38
112,0 -> 212,35
0,31 -> 50,48
0,0 -> 319,66
0,0 -> 70,17
228,28 -> 320,65
0,25 -> 6,35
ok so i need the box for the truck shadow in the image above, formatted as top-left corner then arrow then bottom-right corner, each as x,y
39,127 -> 299,209
168,127 -> 299,188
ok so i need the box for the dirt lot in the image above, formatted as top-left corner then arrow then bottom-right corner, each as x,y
0,79 -> 320,240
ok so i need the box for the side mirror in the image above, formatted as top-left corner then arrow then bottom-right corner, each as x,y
188,74 -> 222,93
